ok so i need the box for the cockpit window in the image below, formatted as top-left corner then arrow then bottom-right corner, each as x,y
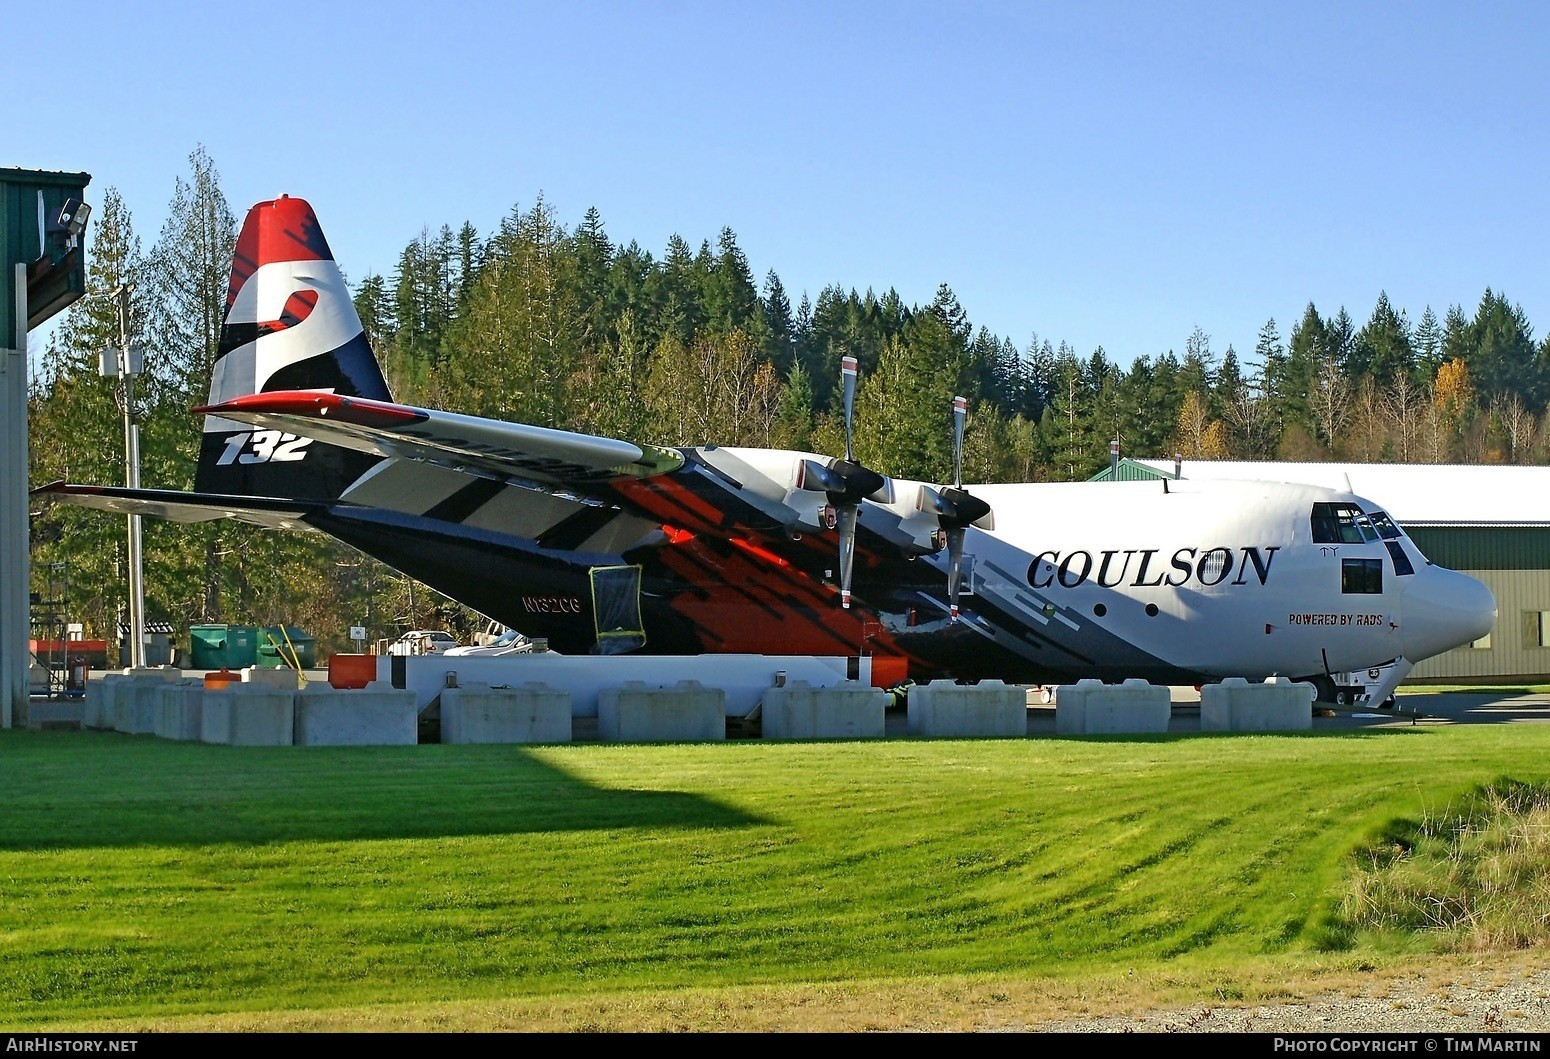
1367,511 -> 1403,540
1311,502 -> 1370,544
1385,540 -> 1415,576
1368,510 -> 1418,574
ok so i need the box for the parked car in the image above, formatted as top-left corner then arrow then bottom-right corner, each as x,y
385,630 -> 460,656
471,619 -> 509,646
443,629 -> 543,656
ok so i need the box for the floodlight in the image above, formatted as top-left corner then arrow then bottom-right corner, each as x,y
58,198 -> 91,237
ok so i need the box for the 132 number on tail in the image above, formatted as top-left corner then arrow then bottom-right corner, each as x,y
215,430 -> 312,465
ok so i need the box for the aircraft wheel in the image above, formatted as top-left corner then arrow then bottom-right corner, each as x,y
1039,687 -> 1053,704
1335,690 -> 1350,706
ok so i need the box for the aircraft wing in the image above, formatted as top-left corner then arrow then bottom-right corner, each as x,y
196,391 -> 984,571
30,482 -> 320,530
196,391 -> 684,494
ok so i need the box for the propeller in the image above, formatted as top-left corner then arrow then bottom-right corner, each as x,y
796,356 -> 885,608
924,396 -> 991,621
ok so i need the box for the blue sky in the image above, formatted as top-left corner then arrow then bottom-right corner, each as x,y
8,1 -> 1547,370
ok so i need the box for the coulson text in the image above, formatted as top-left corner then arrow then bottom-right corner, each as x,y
1026,546 -> 1280,591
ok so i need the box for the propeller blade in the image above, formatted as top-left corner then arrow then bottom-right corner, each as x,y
946,525 -> 965,621
841,355 -> 858,463
943,396 -> 985,621
823,355 -> 886,608
837,503 -> 858,609
952,395 -> 967,489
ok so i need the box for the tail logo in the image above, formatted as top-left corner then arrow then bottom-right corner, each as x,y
207,259 -> 361,411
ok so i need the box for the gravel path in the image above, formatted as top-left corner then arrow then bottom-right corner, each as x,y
1019,964 -> 1550,1034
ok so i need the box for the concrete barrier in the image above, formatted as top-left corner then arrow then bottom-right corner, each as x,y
107,675 -> 135,732
83,673 -> 121,730
397,653 -> 866,717
292,682 -> 418,746
201,684 -> 295,746
907,680 -> 1027,738
115,668 -> 183,734
597,680 -> 725,742
1200,677 -> 1314,732
440,682 -> 572,744
242,666 -> 301,690
24,698 -> 84,730
154,682 -> 205,741
1054,678 -> 1171,735
761,679 -> 887,740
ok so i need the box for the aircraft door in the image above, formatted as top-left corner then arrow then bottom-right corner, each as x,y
589,564 -> 646,654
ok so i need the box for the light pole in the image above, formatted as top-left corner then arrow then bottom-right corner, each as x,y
96,283 -> 145,669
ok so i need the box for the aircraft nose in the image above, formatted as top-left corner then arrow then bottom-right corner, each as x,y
1401,568 -> 1497,662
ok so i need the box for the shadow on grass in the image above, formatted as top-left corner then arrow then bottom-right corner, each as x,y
0,730 -> 769,851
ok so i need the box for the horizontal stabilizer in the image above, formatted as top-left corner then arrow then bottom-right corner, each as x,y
195,392 -> 684,491
31,482 -> 319,530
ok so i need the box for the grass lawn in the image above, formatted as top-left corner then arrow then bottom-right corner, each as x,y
2,723 -> 1548,1031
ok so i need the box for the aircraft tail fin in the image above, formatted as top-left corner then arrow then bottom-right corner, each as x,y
194,195 -> 390,501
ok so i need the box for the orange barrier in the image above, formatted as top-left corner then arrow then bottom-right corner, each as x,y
203,667 -> 237,690
328,653 -> 377,689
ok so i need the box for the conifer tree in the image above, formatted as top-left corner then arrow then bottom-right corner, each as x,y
28,188 -> 145,649
762,269 -> 795,373
607,239 -> 657,342
1326,307 -> 1355,374
1412,306 -> 1443,381
352,272 -> 396,374
443,195 -> 582,426
651,233 -> 699,349
1044,346 -> 1095,480
770,362 -> 815,450
144,147 -> 249,625
1352,291 -> 1414,390
573,206 -> 614,343
1440,304 -> 1471,364
386,225 -> 459,403
1019,335 -> 1057,420
1464,289 -> 1539,409
1282,303 -> 1327,439
703,227 -> 761,335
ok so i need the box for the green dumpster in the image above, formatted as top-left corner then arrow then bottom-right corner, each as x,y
189,625 -> 227,669
258,626 -> 317,669
188,624 -> 261,669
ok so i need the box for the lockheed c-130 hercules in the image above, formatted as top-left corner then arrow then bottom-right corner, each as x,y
35,195 -> 1497,705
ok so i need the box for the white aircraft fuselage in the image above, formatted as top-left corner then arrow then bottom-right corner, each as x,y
955,477 -> 1492,683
